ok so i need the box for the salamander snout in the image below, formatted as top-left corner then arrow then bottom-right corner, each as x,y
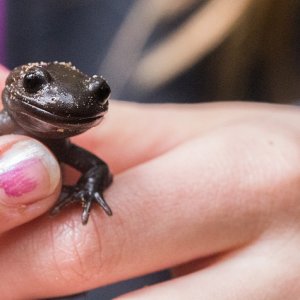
88,76 -> 111,104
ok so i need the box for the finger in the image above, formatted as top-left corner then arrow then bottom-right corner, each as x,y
0,120 -> 297,298
120,236 -> 300,299
73,101 -> 300,173
73,100 -> 207,173
0,135 -> 61,233
0,65 -> 9,94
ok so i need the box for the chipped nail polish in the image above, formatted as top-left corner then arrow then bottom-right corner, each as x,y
0,137 -> 60,205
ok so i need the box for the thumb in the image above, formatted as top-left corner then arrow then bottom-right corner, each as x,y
0,135 -> 61,233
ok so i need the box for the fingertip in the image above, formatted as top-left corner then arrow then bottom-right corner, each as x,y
0,64 -> 9,81
0,64 -> 9,93
0,135 -> 61,232
0,64 -> 9,73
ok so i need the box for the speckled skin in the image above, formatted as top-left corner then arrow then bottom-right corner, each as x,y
0,62 -> 113,224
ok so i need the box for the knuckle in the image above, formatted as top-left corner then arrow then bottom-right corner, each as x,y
49,209 -> 125,284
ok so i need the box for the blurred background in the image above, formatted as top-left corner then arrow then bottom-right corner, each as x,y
1,0 -> 300,299
2,0 -> 300,104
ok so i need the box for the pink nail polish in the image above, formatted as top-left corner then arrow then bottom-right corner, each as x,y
0,138 -> 60,205
0,158 -> 39,197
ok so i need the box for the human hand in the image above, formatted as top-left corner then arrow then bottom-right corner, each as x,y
1,65 -> 300,299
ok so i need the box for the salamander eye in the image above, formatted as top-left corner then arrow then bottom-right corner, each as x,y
23,67 -> 52,93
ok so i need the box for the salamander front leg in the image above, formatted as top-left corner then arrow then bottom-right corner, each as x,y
51,144 -> 113,224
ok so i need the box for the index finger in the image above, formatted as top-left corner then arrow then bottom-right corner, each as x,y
0,65 -> 8,92
73,101 -> 207,174
73,100 -> 300,174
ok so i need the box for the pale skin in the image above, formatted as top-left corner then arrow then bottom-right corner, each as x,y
0,66 -> 300,299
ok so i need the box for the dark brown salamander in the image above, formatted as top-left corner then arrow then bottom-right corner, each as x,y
1,62 -> 113,224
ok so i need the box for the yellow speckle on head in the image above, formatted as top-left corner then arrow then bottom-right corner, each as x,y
57,128 -> 65,133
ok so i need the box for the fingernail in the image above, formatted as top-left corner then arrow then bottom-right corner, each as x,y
0,136 -> 60,205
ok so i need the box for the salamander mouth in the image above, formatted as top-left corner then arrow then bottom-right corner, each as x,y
9,96 -> 105,126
